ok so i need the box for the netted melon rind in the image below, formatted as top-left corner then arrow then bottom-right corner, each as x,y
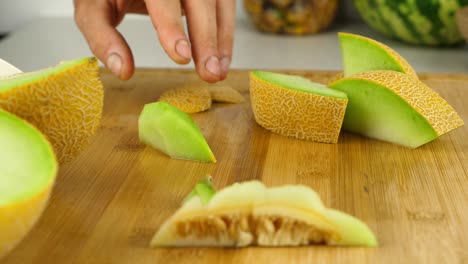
333,70 -> 464,136
159,87 -> 212,113
207,85 -> 245,104
0,57 -> 104,164
250,73 -> 348,144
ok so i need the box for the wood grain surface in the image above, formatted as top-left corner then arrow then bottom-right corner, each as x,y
2,69 -> 468,264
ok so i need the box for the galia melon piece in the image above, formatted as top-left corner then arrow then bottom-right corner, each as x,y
0,110 -> 58,259
159,87 -> 212,113
0,57 -> 104,163
250,71 -> 348,144
138,102 -> 216,163
151,180 -> 377,247
329,70 -> 464,148
207,85 -> 245,104
339,32 -> 417,78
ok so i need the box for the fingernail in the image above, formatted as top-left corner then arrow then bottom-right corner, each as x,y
220,56 -> 231,75
205,56 -> 221,76
175,39 -> 192,60
106,53 -> 122,78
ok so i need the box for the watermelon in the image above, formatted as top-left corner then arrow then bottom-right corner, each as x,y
353,0 -> 468,46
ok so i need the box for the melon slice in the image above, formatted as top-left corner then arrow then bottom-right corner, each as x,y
0,110 -> 58,259
151,180 -> 377,247
0,57 -> 104,163
250,71 -> 348,144
159,87 -> 212,113
138,102 -> 216,163
207,85 -> 245,104
339,32 -> 417,78
329,70 -> 464,148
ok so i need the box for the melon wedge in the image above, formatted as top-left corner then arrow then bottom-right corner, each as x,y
138,102 -> 216,163
0,57 -> 104,163
0,110 -> 58,259
339,32 -> 417,78
159,87 -> 212,114
207,85 -> 245,104
151,180 -> 377,247
250,71 -> 348,144
329,70 -> 464,148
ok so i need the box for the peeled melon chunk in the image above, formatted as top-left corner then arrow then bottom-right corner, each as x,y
0,110 -> 58,259
138,102 -> 216,163
0,57 -> 104,163
329,70 -> 464,148
151,180 -> 377,247
250,71 -> 348,144
339,32 -> 417,77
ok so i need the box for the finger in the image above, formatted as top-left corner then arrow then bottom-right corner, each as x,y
74,0 -> 134,80
184,0 -> 221,83
127,0 -> 148,14
127,1 -> 185,16
145,0 -> 192,64
216,0 -> 236,80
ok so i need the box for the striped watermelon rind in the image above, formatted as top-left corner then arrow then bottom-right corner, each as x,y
353,0 -> 468,46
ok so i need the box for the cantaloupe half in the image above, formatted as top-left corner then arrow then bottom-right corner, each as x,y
151,180 -> 377,247
0,57 -> 104,163
329,70 -> 464,148
250,71 -> 348,144
139,102 -> 216,163
0,110 -> 58,259
339,32 -> 417,78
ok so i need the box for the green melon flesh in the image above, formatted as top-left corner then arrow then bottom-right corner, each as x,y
183,177 -> 216,205
0,110 -> 57,205
339,32 -> 416,77
253,71 -> 347,99
0,58 -> 88,92
138,102 -> 216,163
329,77 -> 438,148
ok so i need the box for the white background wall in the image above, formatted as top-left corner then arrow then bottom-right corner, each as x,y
0,1 -> 357,33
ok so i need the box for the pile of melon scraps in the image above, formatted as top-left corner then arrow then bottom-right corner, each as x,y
0,57 -> 104,259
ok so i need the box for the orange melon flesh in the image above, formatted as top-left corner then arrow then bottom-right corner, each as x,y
151,180 -> 377,247
250,71 -> 348,144
0,110 -> 58,259
0,57 -> 104,163
329,70 -> 464,148
339,32 -> 417,78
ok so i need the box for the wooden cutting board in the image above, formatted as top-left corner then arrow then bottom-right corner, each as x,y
2,69 -> 468,264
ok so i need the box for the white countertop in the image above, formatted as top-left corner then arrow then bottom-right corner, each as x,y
0,16 -> 467,74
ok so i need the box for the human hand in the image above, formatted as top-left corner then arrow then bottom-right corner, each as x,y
74,0 -> 236,82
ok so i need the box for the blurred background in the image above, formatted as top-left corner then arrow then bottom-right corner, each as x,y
0,0 -> 467,73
